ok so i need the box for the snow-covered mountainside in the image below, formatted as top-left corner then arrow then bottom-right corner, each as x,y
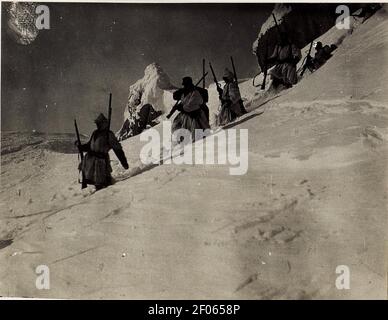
1,6 -> 387,299
117,63 -> 176,140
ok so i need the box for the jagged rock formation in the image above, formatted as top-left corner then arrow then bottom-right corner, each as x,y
117,63 -> 177,141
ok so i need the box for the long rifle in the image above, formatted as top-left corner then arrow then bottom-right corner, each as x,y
107,93 -> 112,131
272,13 -> 281,37
166,72 -> 208,119
209,62 -> 223,101
230,56 -> 247,114
253,55 -> 262,88
230,56 -> 239,83
74,119 -> 87,189
253,46 -> 264,88
261,39 -> 269,90
300,41 -> 314,76
202,58 -> 206,89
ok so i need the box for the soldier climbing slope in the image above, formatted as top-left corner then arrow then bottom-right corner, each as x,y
302,41 -> 337,74
171,76 -> 210,142
267,31 -> 302,89
75,113 -> 129,190
173,80 -> 210,123
215,68 -> 245,126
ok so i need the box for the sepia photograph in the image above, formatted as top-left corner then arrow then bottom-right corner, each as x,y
0,1 -> 387,301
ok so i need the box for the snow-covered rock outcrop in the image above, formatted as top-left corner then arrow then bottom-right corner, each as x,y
255,3 -> 291,43
252,3 -> 363,62
251,5 -> 377,94
117,63 -> 177,140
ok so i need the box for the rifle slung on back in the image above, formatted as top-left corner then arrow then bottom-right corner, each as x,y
166,72 -> 208,119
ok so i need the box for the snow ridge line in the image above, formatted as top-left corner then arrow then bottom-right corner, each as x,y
277,98 -> 387,109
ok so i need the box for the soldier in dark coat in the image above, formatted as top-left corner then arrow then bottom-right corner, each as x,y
172,77 -> 210,142
303,41 -> 337,74
312,42 -> 333,69
173,80 -> 210,123
76,113 -> 129,190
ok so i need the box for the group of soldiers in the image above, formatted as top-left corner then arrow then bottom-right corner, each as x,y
74,67 -> 247,191
75,30 -> 337,191
170,66 -> 248,139
302,41 -> 337,74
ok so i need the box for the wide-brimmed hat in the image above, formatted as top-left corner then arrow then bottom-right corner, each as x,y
182,76 -> 193,86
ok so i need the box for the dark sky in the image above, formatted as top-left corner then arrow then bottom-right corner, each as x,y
2,2 -> 272,133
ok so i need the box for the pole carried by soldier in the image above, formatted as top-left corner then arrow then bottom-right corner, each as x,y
209,62 -> 223,102
259,39 -> 270,90
107,93 -> 112,132
200,60 -> 210,122
230,56 -> 247,114
253,38 -> 269,90
300,41 -> 314,76
272,13 -> 282,35
202,58 -> 206,89
74,118 -> 87,189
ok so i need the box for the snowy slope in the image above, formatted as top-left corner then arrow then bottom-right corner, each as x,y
1,7 -> 387,299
